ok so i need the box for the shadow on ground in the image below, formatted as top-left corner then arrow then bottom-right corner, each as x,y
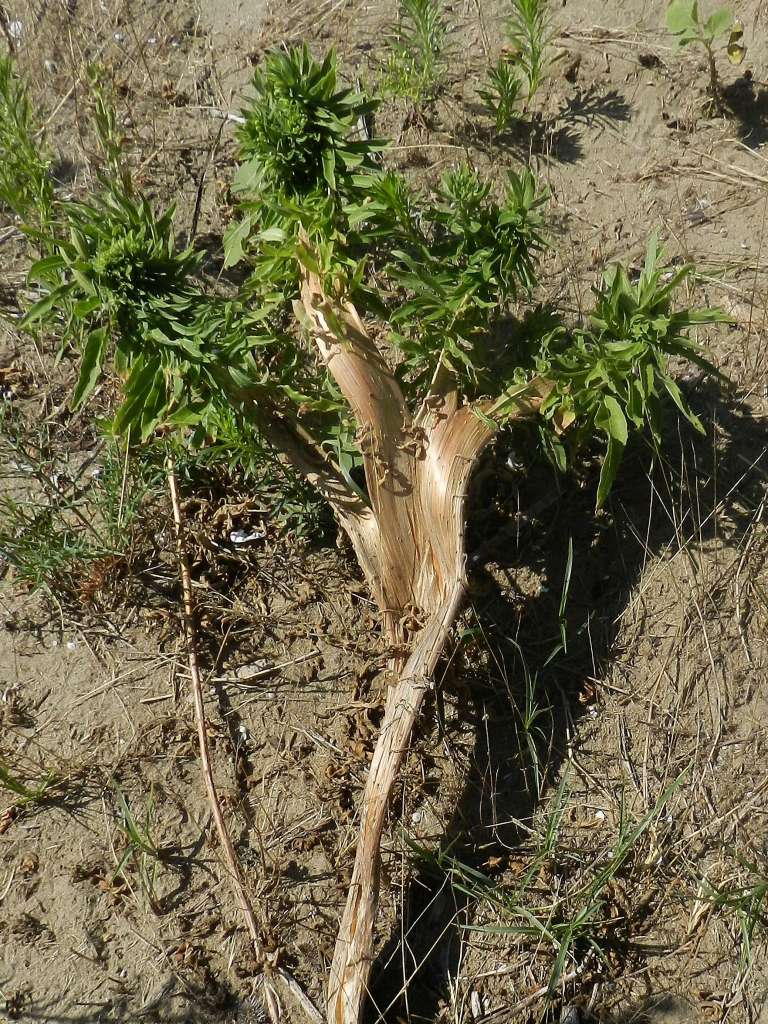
723,75 -> 768,148
456,86 -> 632,165
365,381 -> 767,1023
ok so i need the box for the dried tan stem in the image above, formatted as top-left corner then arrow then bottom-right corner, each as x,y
293,279 -> 552,1024
299,272 -> 419,619
327,580 -> 465,1024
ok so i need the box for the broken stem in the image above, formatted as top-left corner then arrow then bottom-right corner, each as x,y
327,579 -> 466,1024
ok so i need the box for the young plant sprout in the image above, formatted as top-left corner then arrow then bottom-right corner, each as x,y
505,0 -> 556,105
479,54 -> 523,132
381,0 -> 451,104
665,0 -> 746,113
8,47 -> 722,1024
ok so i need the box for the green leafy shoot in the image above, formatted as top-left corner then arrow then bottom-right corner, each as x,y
12,47 -> 724,523
235,45 -> 380,203
381,0 -> 452,104
505,0 -> 556,103
87,64 -> 132,191
537,235 -> 724,504
0,56 -> 54,235
479,55 -> 522,133
665,0 -> 746,111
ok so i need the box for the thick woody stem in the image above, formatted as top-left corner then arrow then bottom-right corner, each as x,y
327,579 -> 465,1024
292,276 -> 552,1024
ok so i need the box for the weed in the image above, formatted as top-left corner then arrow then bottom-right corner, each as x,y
381,0 -> 452,104
0,410 -> 159,603
0,759 -> 55,805
478,55 -> 522,133
5,47 -> 724,1019
505,0 -> 555,104
514,667 -> 553,797
87,64 -> 132,191
419,771 -> 685,995
112,783 -> 165,912
705,852 -> 768,971
0,56 -> 54,234
665,0 -> 746,112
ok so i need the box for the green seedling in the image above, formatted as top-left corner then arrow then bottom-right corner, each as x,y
0,57 -> 54,235
6,48 -> 723,1024
0,760 -> 55,805
479,55 -> 522,132
112,783 -> 165,912
430,771 -> 685,995
381,0 -> 452,104
505,0 -> 556,104
666,0 -> 746,112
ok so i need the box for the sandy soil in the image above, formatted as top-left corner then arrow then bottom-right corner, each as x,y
1,0 -> 767,1023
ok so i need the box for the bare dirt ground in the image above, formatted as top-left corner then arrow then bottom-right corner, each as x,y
1,1 -> 768,1023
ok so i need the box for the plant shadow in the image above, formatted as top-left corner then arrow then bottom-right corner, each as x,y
365,382 -> 766,1023
722,75 -> 768,148
456,86 -> 631,165
0,974 -> 243,1023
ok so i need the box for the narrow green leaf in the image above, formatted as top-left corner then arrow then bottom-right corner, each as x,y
598,394 -> 628,445
660,374 -> 705,433
223,215 -> 252,269
596,432 -> 625,508
20,285 -> 69,326
259,225 -> 287,243
72,327 -> 109,410
27,254 -> 66,284
322,147 -> 336,190
73,296 -> 102,318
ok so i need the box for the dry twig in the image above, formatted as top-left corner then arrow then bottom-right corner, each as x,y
167,458 -> 322,1024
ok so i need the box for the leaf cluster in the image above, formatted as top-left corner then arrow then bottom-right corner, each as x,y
666,0 -> 733,46
380,0 -> 452,104
0,57 -> 54,233
478,55 -> 523,133
505,0 -> 555,102
347,164 -> 548,391
10,45 -> 725,510
534,238 -> 722,502
234,45 -> 380,202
